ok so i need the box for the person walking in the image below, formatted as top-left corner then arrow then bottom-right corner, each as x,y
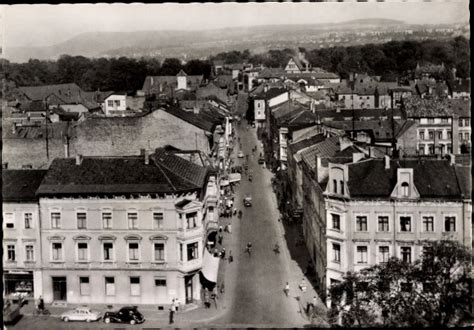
299,278 -> 307,292
246,242 -> 252,257
228,250 -> 233,263
218,233 -> 223,245
221,248 -> 226,259
211,291 -> 218,309
169,299 -> 176,324
284,282 -> 290,297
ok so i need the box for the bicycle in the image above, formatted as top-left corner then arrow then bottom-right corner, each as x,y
33,307 -> 51,316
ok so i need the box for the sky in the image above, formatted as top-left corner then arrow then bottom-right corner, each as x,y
2,1 -> 470,48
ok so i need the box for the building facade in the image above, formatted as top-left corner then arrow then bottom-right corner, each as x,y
35,150 -> 215,306
324,156 -> 471,306
3,170 -> 48,301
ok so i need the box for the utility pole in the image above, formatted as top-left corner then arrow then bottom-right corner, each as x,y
44,98 -> 50,160
351,77 -> 355,140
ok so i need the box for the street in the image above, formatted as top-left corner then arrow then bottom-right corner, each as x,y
7,123 -> 321,329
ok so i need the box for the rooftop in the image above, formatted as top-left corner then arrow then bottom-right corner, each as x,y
36,148 -> 209,196
300,136 -> 341,169
402,97 -> 470,118
348,158 -> 463,199
2,169 -> 48,202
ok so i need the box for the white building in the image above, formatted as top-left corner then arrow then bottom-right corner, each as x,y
104,94 -> 127,116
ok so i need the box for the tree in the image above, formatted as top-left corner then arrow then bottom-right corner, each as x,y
328,240 -> 471,328
159,58 -> 183,76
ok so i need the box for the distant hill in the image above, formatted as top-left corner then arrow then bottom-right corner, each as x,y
2,19 -> 454,63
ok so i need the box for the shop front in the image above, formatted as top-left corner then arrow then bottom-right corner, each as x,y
3,271 -> 34,299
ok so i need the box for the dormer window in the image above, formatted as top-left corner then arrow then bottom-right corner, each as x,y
401,182 -> 409,197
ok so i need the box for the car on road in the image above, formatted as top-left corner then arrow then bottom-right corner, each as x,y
243,196 -> 252,207
61,306 -> 101,322
238,151 -> 244,158
3,298 -> 21,324
103,306 -> 145,325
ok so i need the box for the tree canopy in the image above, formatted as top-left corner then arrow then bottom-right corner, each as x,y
328,240 -> 472,328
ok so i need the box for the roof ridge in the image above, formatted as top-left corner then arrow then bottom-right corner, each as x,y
153,151 -> 202,188
151,154 -> 177,191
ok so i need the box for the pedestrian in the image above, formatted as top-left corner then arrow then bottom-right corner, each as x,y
219,225 -> 223,233
227,223 -> 232,233
299,278 -> 307,292
213,248 -> 219,257
211,291 -> 218,309
169,300 -> 176,324
218,234 -> 223,245
221,248 -> 226,259
284,282 -> 290,297
225,224 -> 229,233
228,250 -> 233,263
37,295 -> 45,313
220,283 -> 225,294
174,298 -> 180,312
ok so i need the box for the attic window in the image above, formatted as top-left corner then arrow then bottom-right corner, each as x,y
401,182 -> 409,197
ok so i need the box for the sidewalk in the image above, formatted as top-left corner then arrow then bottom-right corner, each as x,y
20,299 -> 226,325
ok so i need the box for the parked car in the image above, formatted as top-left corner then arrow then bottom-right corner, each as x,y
243,196 -> 252,207
238,151 -> 244,158
103,306 -> 145,325
3,299 -> 21,324
61,306 -> 101,322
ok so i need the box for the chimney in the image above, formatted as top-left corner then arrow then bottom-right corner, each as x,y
2,163 -> 8,169
193,106 -> 200,114
352,152 -> 365,163
75,154 -> 83,166
264,85 -> 268,93
449,154 -> 455,165
144,151 -> 150,165
384,155 -> 390,169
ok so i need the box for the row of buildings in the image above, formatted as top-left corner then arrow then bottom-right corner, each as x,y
3,148 -> 226,306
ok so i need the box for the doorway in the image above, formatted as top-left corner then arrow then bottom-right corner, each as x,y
52,277 -> 67,301
184,275 -> 193,304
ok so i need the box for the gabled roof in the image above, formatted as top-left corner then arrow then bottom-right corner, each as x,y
286,71 -> 339,80
254,87 -> 288,100
289,133 -> 326,154
348,159 -> 463,199
279,109 -> 318,127
141,73 -> 204,93
3,122 -> 72,140
18,83 -> 82,101
287,57 -> 305,71
36,148 -> 209,196
454,165 -> 472,199
163,106 -> 215,132
258,68 -> 286,79
300,136 -> 341,169
2,170 -> 48,202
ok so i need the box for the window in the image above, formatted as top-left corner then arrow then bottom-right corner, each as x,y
422,216 -> 434,232
107,100 -> 113,107
105,277 -> 115,296
333,179 -> 337,194
153,212 -> 164,229
51,212 -> 61,229
102,212 -> 112,229
24,213 -> 33,229
179,243 -> 184,261
4,213 -> 14,228
459,133 -> 463,141
458,118 -> 463,127
441,118 -> 449,123
437,131 -> 443,140
428,118 -> 434,124
130,277 -> 140,296
356,216 -> 367,232
114,100 -> 120,106
128,212 -> 138,229
332,243 -> 341,263
77,212 -> 87,229
378,216 -> 389,232
444,216 -> 456,232
52,242 -> 63,261
400,216 -> 411,232
154,243 -> 165,262
401,247 -> 411,263
339,181 -> 344,195
331,214 -> 340,230
447,144 -> 452,154
79,277 -> 90,295
419,131 -> 425,140
128,242 -> 139,261
428,130 -> 434,140
379,246 -> 389,263
447,131 -> 452,139
419,145 -> 425,155
77,242 -> 88,261
187,242 -> 199,261
103,242 -> 114,261
186,212 -> 198,229
428,144 -> 435,154
464,132 -> 470,141
155,279 -> 167,287
7,245 -> 16,261
356,246 -> 368,264
26,245 -> 34,261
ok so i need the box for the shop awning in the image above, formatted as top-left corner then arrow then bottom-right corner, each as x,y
229,173 -> 241,183
200,248 -> 220,284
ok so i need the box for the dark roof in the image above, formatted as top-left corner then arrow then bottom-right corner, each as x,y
315,108 -> 403,122
258,68 -> 286,79
454,165 -> 472,199
447,79 -> 471,94
300,136 -> 341,168
254,87 -> 287,100
286,71 -> 339,80
348,159 -> 463,199
2,170 -> 48,202
289,133 -> 325,153
403,97 -> 470,118
163,106 -> 215,132
36,148 -> 209,196
141,73 -> 204,94
3,122 -> 71,140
